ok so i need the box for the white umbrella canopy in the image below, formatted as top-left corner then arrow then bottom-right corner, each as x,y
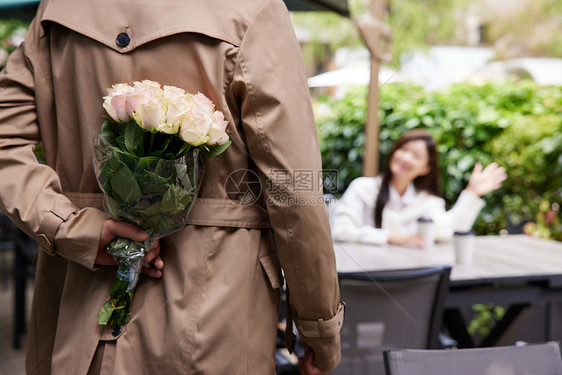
308,47 -> 562,91
308,46 -> 498,90
472,57 -> 562,86
307,63 -> 401,88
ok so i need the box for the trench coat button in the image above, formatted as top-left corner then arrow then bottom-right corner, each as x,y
116,33 -> 130,48
112,325 -> 122,337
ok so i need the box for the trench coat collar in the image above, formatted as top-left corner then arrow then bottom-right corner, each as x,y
40,0 -> 254,51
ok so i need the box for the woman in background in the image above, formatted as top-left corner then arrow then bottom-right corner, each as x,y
332,129 -> 506,246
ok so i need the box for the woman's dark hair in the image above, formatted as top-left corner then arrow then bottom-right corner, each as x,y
374,129 -> 441,228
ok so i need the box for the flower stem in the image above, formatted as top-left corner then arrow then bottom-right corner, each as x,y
149,131 -> 156,155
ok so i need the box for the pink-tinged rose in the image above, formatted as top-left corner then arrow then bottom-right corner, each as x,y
166,98 -> 190,126
164,85 -> 186,99
106,83 -> 131,96
185,115 -> 211,136
180,118 -> 210,146
180,129 -> 209,146
207,111 -> 229,145
103,94 -> 130,122
133,102 -> 166,131
125,94 -> 149,116
134,80 -> 162,92
192,114 -> 214,137
212,111 -> 228,131
207,124 -> 229,145
188,104 -> 214,136
103,83 -> 134,122
133,80 -> 164,101
102,96 -> 118,121
192,92 -> 215,113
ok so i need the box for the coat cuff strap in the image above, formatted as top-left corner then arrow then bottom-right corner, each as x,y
295,301 -> 346,338
37,198 -> 79,255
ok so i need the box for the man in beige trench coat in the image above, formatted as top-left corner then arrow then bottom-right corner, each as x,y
0,0 -> 344,374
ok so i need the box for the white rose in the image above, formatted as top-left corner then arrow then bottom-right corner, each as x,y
207,111 -> 229,145
164,85 -> 186,99
125,94 -> 150,117
179,118 -> 210,146
189,105 -> 214,136
103,83 -> 134,122
106,83 -> 131,96
103,94 -> 129,122
166,98 -> 190,127
157,122 -> 180,135
192,92 -> 215,113
133,100 -> 166,131
207,124 -> 229,145
212,110 -> 228,131
133,80 -> 164,101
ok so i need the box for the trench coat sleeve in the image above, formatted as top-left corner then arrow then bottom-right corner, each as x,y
0,14 -> 108,270
231,0 -> 342,371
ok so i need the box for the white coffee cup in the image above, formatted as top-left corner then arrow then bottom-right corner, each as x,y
453,231 -> 475,265
417,217 -> 435,250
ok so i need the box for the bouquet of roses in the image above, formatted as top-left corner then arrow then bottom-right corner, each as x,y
94,80 -> 230,327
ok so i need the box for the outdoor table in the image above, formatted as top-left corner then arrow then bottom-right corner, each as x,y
334,235 -> 562,348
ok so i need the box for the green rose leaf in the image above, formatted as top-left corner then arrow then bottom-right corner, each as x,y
137,170 -> 170,195
109,279 -> 129,297
176,142 -> 191,158
99,119 -> 118,146
137,156 -> 159,171
174,163 -> 193,190
141,201 -> 163,218
111,165 -> 142,205
115,134 -> 127,153
98,300 -> 114,325
201,140 -> 232,158
104,195 -> 122,219
107,237 -> 133,256
124,121 -> 145,156
153,159 -> 173,178
145,214 -> 177,234
162,184 -> 193,214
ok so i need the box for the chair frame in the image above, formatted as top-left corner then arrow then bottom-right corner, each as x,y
383,341 -> 562,375
338,265 -> 452,349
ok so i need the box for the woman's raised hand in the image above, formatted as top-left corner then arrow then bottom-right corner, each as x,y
466,162 -> 507,197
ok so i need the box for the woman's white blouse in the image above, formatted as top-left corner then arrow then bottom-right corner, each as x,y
332,176 -> 485,245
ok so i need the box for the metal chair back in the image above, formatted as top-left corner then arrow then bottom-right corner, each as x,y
383,341 -> 562,375
333,265 -> 451,375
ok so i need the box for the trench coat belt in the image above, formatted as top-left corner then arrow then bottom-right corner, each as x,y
64,193 -> 272,229
186,197 -> 271,228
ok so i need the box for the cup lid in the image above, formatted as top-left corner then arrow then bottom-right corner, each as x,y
417,217 -> 434,223
453,230 -> 474,235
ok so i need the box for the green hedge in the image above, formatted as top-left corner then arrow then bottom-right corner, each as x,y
315,80 -> 562,239
0,18 -> 29,69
